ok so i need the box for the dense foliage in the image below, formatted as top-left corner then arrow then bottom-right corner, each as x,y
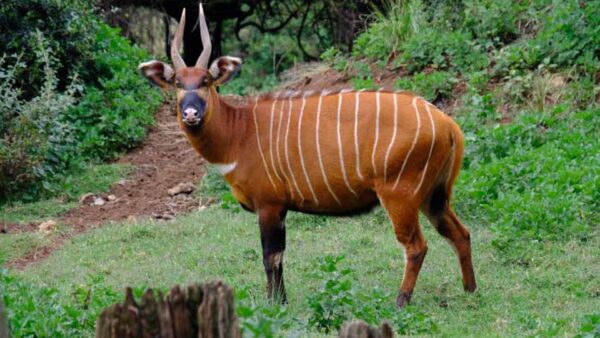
0,0 -> 162,202
325,0 -> 599,251
1,0 -> 598,337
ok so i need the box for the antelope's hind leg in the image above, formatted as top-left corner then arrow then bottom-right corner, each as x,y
378,190 -> 428,308
257,205 -> 288,303
422,185 -> 476,292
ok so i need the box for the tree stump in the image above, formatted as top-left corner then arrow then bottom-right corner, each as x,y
338,320 -> 395,338
0,299 -> 8,338
96,280 -> 240,338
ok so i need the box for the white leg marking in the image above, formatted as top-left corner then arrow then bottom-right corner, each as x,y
276,99 -> 293,198
393,97 -> 422,190
384,93 -> 398,182
285,98 -> 304,200
353,91 -> 364,180
298,94 -> 319,205
316,92 -> 341,205
337,93 -> 358,196
414,101 -> 436,195
269,99 -> 283,183
371,91 -> 381,176
252,98 -> 279,193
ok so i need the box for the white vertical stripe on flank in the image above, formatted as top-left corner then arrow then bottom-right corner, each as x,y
252,97 -> 279,193
269,97 -> 283,183
414,101 -> 436,195
298,93 -> 319,205
285,98 -> 304,200
316,91 -> 341,205
393,97 -> 422,190
337,93 -> 358,196
353,91 -> 364,180
383,93 -> 398,182
371,91 -> 381,176
276,99 -> 293,198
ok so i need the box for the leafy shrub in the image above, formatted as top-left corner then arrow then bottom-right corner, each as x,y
352,0 -> 425,63
493,0 -> 600,77
307,255 -> 437,335
575,313 -> 600,338
0,0 -> 97,98
0,34 -> 81,201
400,29 -> 489,74
0,17 -> 161,202
395,71 -> 457,102
0,269 -> 121,337
63,23 -> 162,160
235,288 -> 291,338
462,0 -> 523,45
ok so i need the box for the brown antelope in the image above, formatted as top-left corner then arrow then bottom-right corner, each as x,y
138,3 -> 476,307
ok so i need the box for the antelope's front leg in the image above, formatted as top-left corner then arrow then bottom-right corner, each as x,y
257,205 -> 288,303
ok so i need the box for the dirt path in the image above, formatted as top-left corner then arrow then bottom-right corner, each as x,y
6,103 -> 206,269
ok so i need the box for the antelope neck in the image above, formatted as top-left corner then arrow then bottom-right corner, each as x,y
182,87 -> 245,165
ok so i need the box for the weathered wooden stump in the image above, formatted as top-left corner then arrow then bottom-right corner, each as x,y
96,280 -> 240,338
0,299 -> 8,338
338,320 -> 395,338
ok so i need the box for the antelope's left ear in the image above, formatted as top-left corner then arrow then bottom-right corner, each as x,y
209,56 -> 242,86
138,60 -> 175,89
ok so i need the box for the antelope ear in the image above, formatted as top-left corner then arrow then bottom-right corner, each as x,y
208,56 -> 242,86
138,60 -> 175,89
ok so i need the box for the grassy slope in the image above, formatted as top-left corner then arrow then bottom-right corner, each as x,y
13,205 -> 600,337
0,164 -> 131,263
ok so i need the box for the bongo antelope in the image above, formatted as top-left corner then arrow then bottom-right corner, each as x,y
138,3 -> 476,307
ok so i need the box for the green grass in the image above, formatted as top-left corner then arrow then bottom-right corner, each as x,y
2,204 -> 596,337
0,163 -> 131,266
0,163 -> 131,224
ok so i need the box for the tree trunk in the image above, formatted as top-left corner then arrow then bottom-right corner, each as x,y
0,299 -> 8,338
96,281 -> 240,338
338,320 -> 395,338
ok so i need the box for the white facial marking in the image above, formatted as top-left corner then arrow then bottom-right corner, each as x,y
184,108 -> 197,116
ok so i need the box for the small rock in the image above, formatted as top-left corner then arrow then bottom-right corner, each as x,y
107,194 -> 117,201
93,197 -> 106,206
79,193 -> 96,205
198,205 -> 207,212
38,220 -> 56,234
167,182 -> 195,196
117,179 -> 128,186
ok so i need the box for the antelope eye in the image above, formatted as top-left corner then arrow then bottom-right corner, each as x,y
201,78 -> 209,86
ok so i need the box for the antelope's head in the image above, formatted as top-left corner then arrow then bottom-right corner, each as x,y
138,3 -> 242,127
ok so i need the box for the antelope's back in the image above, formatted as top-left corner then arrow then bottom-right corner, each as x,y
242,89 -> 458,213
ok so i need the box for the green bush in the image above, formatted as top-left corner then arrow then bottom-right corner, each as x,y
0,0 -> 97,98
0,34 -> 81,201
352,0 -> 425,63
307,255 -> 437,335
395,71 -> 457,102
400,29 -> 489,74
0,10 -> 161,202
64,23 -> 162,160
0,269 -> 122,337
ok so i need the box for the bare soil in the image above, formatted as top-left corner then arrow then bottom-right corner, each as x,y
5,103 -> 205,268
